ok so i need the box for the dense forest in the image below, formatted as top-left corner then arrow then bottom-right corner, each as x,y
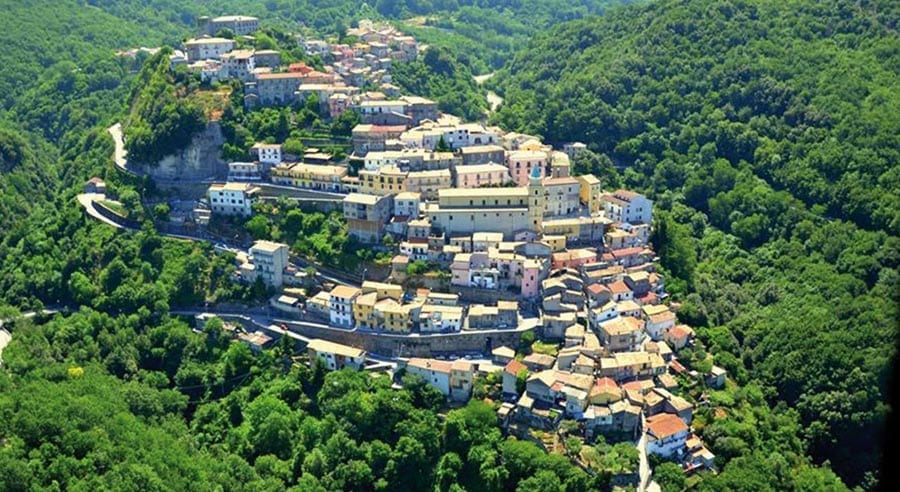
494,0 -> 898,488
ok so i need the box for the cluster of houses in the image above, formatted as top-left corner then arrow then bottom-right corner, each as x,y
303,281 -> 520,334
189,13 -> 722,479
165,16 -> 421,113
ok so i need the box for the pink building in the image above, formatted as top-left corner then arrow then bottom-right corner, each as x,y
521,259 -> 542,298
450,251 -> 546,298
506,150 -> 547,186
329,93 -> 350,118
455,163 -> 512,188
550,248 -> 598,270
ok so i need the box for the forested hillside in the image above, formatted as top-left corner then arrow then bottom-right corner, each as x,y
494,0 -> 898,488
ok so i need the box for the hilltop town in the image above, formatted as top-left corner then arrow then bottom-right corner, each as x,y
90,14 -> 724,489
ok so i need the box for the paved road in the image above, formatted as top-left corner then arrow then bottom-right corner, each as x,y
638,412 -> 652,492
109,123 -> 128,171
77,193 -> 135,231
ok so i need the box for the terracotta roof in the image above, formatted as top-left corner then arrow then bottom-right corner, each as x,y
586,283 -> 611,295
611,247 -> 647,257
646,413 -> 688,440
667,325 -> 694,340
609,281 -> 631,294
408,358 -> 452,373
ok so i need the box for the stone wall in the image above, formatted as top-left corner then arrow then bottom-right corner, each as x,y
282,321 -> 530,358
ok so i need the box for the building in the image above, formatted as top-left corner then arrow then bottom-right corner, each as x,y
542,176 -> 581,217
454,163 -> 511,188
400,96 -> 439,125
204,15 -> 259,36
394,191 -> 421,218
250,143 -> 283,165
343,193 -> 394,243
643,305 -> 676,341
449,360 -> 476,401
221,49 -> 255,81
184,37 -> 235,61
363,149 -> 460,172
207,182 -> 259,217
248,240 -> 289,287
228,161 -> 261,181
577,174 -> 602,214
330,285 -> 361,327
84,177 -> 107,194
450,251 -> 545,298
563,142 -> 588,159
419,303 -> 464,333
400,121 -> 499,150
406,169 -> 452,199
598,351 -> 666,381
506,150 -> 547,186
307,339 -> 366,370
550,248 -> 597,270
645,413 -> 690,458
598,317 -> 645,353
358,165 -> 407,196
351,124 -> 407,155
271,163 -> 347,192
426,188 -> 532,239
250,72 -> 333,106
503,359 -> 528,395
458,144 -> 506,166
603,189 -> 653,225
252,49 -> 281,68
467,301 -> 518,329
405,358 -> 455,396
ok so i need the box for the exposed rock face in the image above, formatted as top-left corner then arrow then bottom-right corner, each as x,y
131,122 -> 226,181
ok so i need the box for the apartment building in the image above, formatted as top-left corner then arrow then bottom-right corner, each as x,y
343,193 -> 394,243
271,163 -> 347,192
207,182 -> 259,217
454,163 -> 511,188
184,37 -> 235,61
248,240 -> 290,287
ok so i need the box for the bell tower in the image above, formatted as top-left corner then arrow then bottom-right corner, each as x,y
528,165 -> 545,234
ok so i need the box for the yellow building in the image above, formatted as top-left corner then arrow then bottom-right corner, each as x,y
358,165 -> 408,196
352,291 -> 379,328
271,163 -> 347,192
361,281 -> 404,301
577,174 -> 602,214
374,299 -> 412,332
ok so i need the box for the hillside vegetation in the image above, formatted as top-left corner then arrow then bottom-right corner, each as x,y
494,0 -> 898,488
124,50 -> 208,164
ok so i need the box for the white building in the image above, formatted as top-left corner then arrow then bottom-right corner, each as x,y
394,191 -> 421,218
329,285 -> 361,328
207,182 -> 259,217
645,413 -> 690,458
184,37 -> 236,62
251,143 -> 283,165
643,305 -> 676,341
405,358 -> 451,396
419,304 -> 463,333
207,15 -> 259,36
603,189 -> 653,225
228,161 -> 261,181
307,339 -> 367,370
248,241 -> 289,287
221,49 -> 255,81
